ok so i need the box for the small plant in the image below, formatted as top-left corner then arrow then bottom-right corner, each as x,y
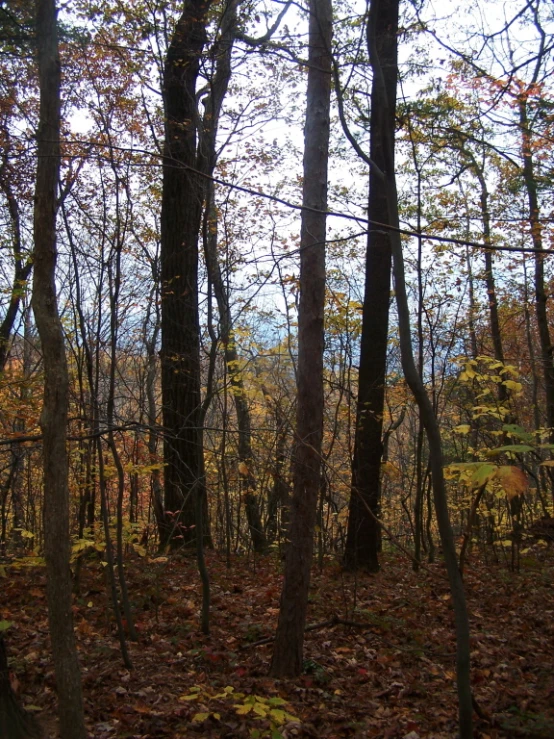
179,684 -> 300,738
303,658 -> 330,685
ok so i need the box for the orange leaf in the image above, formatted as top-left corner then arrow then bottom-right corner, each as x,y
496,466 -> 528,499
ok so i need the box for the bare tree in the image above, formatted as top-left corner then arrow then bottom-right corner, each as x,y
31,1 -> 86,736
270,0 -> 333,677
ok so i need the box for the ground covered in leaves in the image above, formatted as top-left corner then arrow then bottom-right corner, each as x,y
2,546 -> 554,738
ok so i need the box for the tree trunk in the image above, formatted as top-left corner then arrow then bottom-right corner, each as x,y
31,2 -> 86,737
343,0 -> 398,573
366,0 -> 473,731
0,636 -> 42,739
269,0 -> 332,677
159,0 -> 212,549
0,158 -> 32,374
519,95 -> 554,504
198,1 -> 268,551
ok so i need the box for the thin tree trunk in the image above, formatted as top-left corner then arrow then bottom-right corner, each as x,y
0,159 -> 32,374
367,1 -> 473,729
519,96 -> 554,505
269,0 -> 332,677
32,2 -> 86,736
197,0 -> 268,553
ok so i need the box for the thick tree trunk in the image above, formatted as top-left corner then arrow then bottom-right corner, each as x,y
269,0 -> 332,677
159,0 -> 212,549
31,2 -> 86,737
0,636 -> 42,739
343,0 -> 398,573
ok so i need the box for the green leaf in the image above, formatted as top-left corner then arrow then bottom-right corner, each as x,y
471,463 -> 497,486
486,444 -> 533,455
268,697 -> 286,707
502,424 -> 533,442
0,620 -> 13,632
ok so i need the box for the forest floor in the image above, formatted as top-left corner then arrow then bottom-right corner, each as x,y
2,544 -> 554,739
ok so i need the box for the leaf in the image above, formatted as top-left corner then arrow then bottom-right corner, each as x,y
486,444 -> 534,456
0,620 -> 13,632
471,463 -> 497,486
453,424 -> 472,435
502,379 -> 523,393
502,424 -> 534,442
268,697 -> 286,707
496,466 -> 528,499
235,703 -> 253,715
192,712 -> 211,722
382,461 -> 400,479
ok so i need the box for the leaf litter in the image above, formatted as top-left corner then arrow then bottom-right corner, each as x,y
3,548 -> 554,738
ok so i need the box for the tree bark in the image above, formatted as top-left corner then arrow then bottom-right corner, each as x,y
366,2 -> 473,732
198,0 -> 268,553
159,0 -> 212,549
519,99 -> 554,431
269,0 -> 332,677
343,0 -> 398,573
31,2 -> 86,737
0,636 -> 42,739
0,157 -> 32,374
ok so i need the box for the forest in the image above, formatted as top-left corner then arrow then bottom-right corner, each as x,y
1,0 -> 554,737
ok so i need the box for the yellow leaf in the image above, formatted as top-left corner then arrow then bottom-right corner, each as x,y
503,379 -> 523,394
382,461 -> 400,480
496,466 -> 528,499
192,712 -> 210,722
238,461 -> 249,476
454,424 -> 472,435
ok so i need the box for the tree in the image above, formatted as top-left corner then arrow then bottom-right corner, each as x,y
31,1 -> 86,736
270,0 -> 332,677
343,0 -> 399,573
198,0 -> 268,554
0,632 -> 42,738
364,1 -> 473,732
159,0 -> 213,549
